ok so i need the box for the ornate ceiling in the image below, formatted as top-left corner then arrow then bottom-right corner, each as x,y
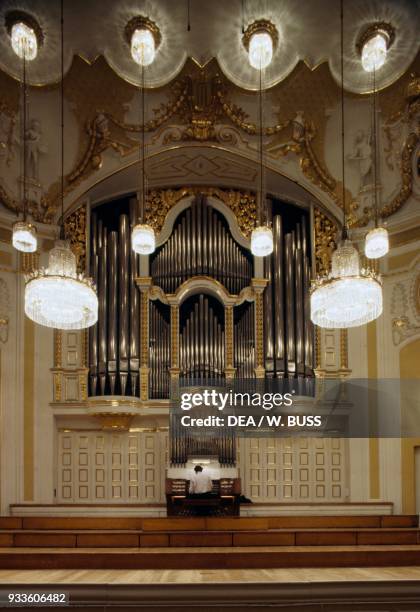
0,0 -> 418,92
0,0 -> 418,233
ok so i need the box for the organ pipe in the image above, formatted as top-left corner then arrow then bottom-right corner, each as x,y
119,214 -> 130,395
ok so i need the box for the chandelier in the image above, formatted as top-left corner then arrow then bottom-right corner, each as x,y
8,13 -> 39,253
24,0 -> 98,330
310,238 -> 382,328
128,17 -> 160,255
357,23 -> 395,73
310,0 -> 383,329
25,241 -> 98,329
244,20 -> 277,257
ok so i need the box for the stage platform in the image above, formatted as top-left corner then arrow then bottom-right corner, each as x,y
10,502 -> 394,517
1,514 -> 420,569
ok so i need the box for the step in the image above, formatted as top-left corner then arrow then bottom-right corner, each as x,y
2,545 -> 420,569
2,515 -> 415,531
1,528 -> 419,548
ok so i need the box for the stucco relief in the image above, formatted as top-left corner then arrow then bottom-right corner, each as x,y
391,263 -> 420,346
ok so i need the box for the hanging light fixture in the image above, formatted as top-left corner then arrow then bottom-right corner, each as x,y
310,0 -> 382,329
7,13 -> 40,253
24,0 -> 98,330
356,22 -> 395,73
128,18 -> 160,255
243,21 -> 277,257
364,64 -> 389,259
125,16 -> 161,67
242,19 -> 278,70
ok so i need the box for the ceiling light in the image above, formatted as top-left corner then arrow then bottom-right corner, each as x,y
5,12 -> 43,60
131,28 -> 155,66
251,225 -> 273,257
132,223 -> 155,255
25,240 -> 98,329
364,226 -> 389,259
12,221 -> 37,253
242,19 -> 278,70
357,23 -> 395,73
125,16 -> 161,67
310,239 -> 382,328
10,21 -> 38,60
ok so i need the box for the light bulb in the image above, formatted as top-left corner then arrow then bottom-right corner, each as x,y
132,224 -> 155,254
131,28 -> 155,66
12,221 -> 37,252
361,32 -> 387,72
10,22 -> 38,60
364,226 -> 389,259
250,225 -> 273,257
248,31 -> 273,69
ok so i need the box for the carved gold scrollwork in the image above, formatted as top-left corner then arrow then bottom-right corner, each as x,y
64,203 -> 87,272
313,207 -> 338,276
144,186 -> 257,238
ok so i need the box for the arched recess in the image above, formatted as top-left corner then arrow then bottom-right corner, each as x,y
400,337 -> 420,513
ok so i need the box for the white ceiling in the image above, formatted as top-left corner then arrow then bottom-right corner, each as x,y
0,0 -> 418,92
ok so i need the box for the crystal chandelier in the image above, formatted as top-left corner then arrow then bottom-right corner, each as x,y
129,18 -> 158,255
9,20 -> 38,60
25,241 -> 98,329
9,14 -> 38,253
358,24 -> 395,73
310,0 -> 383,329
24,0 -> 98,330
311,238 -> 382,328
244,21 -> 276,257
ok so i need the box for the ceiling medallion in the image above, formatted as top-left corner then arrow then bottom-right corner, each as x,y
5,10 -> 44,60
356,22 -> 395,73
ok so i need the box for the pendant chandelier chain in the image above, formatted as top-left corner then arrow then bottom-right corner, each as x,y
139,60 -> 145,223
372,66 -> 379,228
60,0 -> 65,240
258,63 -> 263,226
22,51 -> 27,221
340,0 -> 347,239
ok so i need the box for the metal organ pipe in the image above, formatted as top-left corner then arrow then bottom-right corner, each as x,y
107,232 -> 118,395
97,222 -> 108,395
295,224 -> 305,377
129,198 -> 140,396
119,214 -> 130,395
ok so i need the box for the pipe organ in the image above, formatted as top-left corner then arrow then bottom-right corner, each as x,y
88,193 -> 314,409
150,196 -> 253,294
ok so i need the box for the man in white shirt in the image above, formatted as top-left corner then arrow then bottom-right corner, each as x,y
189,465 -> 213,497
